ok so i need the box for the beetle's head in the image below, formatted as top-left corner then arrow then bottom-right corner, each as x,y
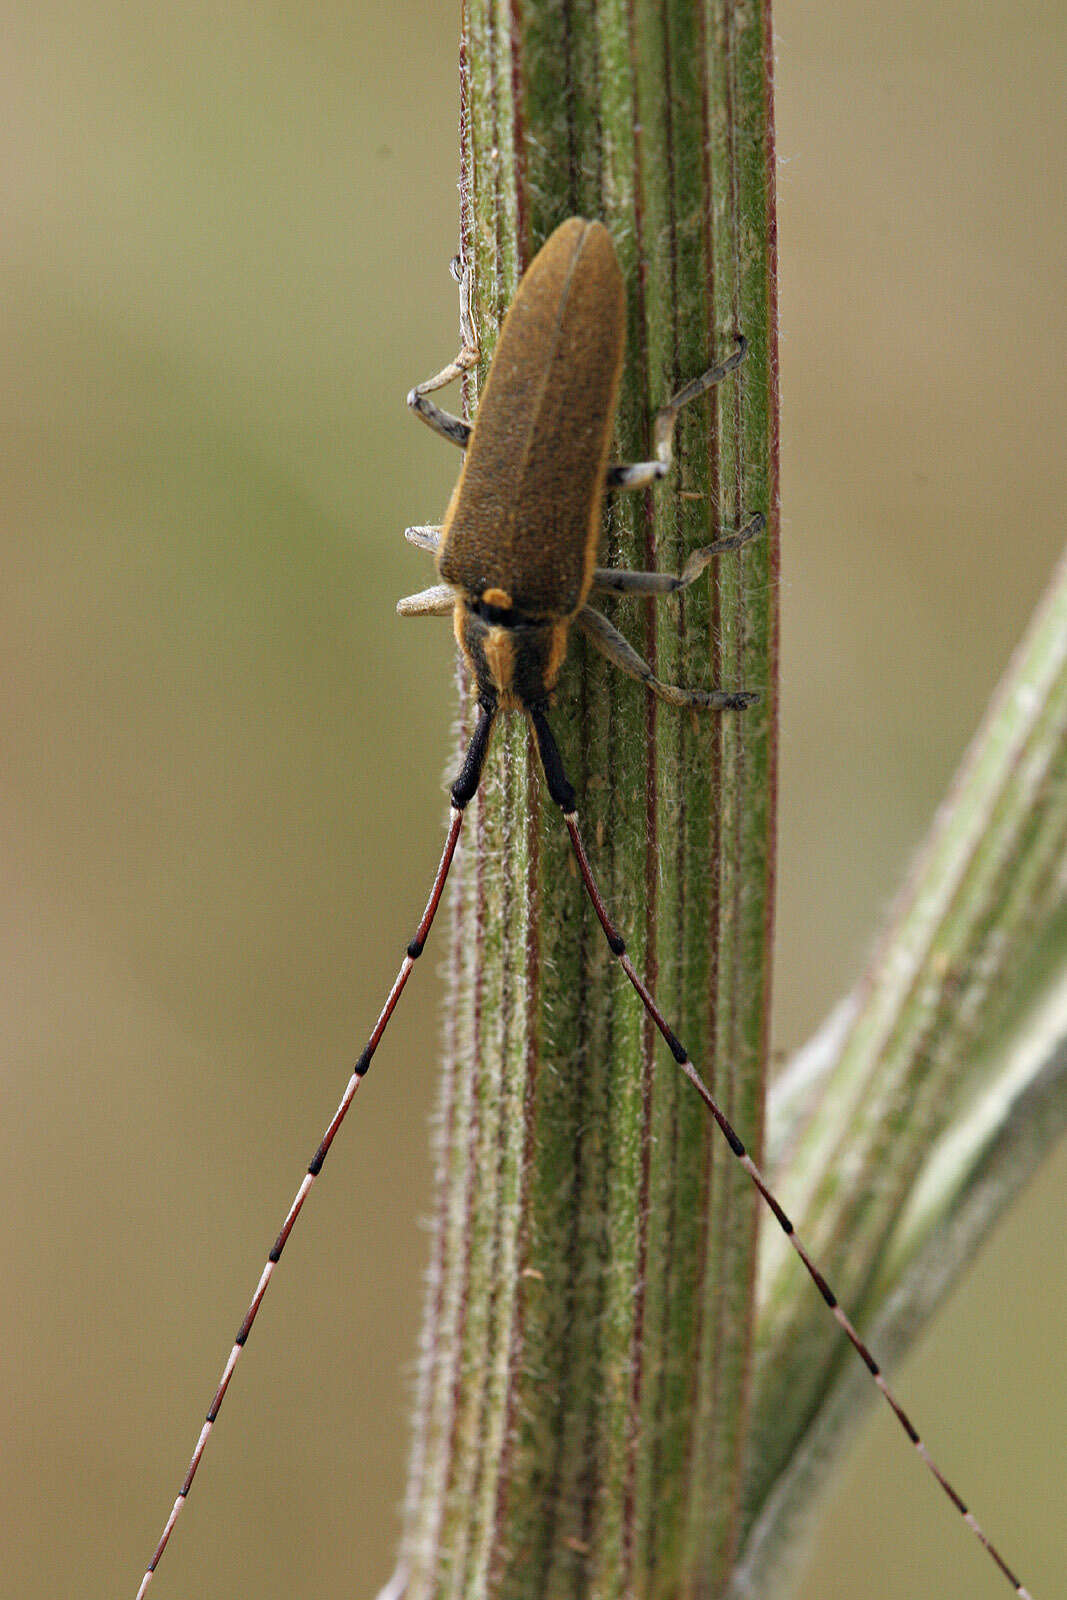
453,589 -> 570,712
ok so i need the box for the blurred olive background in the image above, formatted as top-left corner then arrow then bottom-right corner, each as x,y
2,4 -> 1064,1599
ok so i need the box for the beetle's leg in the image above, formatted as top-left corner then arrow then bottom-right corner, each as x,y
397,584 -> 455,618
405,525 -> 442,554
406,397 -> 472,449
591,512 -> 764,597
576,605 -> 756,710
606,335 -> 748,491
406,255 -> 479,448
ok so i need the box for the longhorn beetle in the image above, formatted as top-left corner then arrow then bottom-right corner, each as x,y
135,218 -> 1032,1597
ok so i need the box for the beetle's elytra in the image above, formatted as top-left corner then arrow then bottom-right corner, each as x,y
134,220 -> 1031,1600
437,219 -> 626,702
400,216 -> 762,805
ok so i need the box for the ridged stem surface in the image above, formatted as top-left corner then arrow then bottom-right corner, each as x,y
397,2 -> 780,1596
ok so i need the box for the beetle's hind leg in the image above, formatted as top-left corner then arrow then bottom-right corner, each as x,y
591,512 -> 764,597
406,254 -> 479,448
606,335 -> 748,492
576,605 -> 757,710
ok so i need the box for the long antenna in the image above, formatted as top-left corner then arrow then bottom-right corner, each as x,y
136,692 -> 1032,1599
133,703 -> 495,1600
524,702 -> 1032,1600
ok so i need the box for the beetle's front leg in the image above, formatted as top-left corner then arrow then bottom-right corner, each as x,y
397,584 -> 454,618
605,335 -> 748,491
406,255 -> 479,448
576,605 -> 757,710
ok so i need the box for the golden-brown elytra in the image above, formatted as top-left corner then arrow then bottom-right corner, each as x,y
400,215 -> 762,804
439,219 -> 626,710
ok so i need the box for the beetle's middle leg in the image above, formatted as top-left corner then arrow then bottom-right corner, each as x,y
397,529 -> 449,612
406,255 -> 479,449
590,511 -> 764,598
606,335 -> 748,492
576,605 -> 756,710
404,525 -> 442,555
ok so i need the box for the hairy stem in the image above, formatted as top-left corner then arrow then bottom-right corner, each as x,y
394,2 -> 779,1597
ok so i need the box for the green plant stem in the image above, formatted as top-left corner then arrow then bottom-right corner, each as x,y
740,546 -> 1067,1591
394,2 -> 779,1597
